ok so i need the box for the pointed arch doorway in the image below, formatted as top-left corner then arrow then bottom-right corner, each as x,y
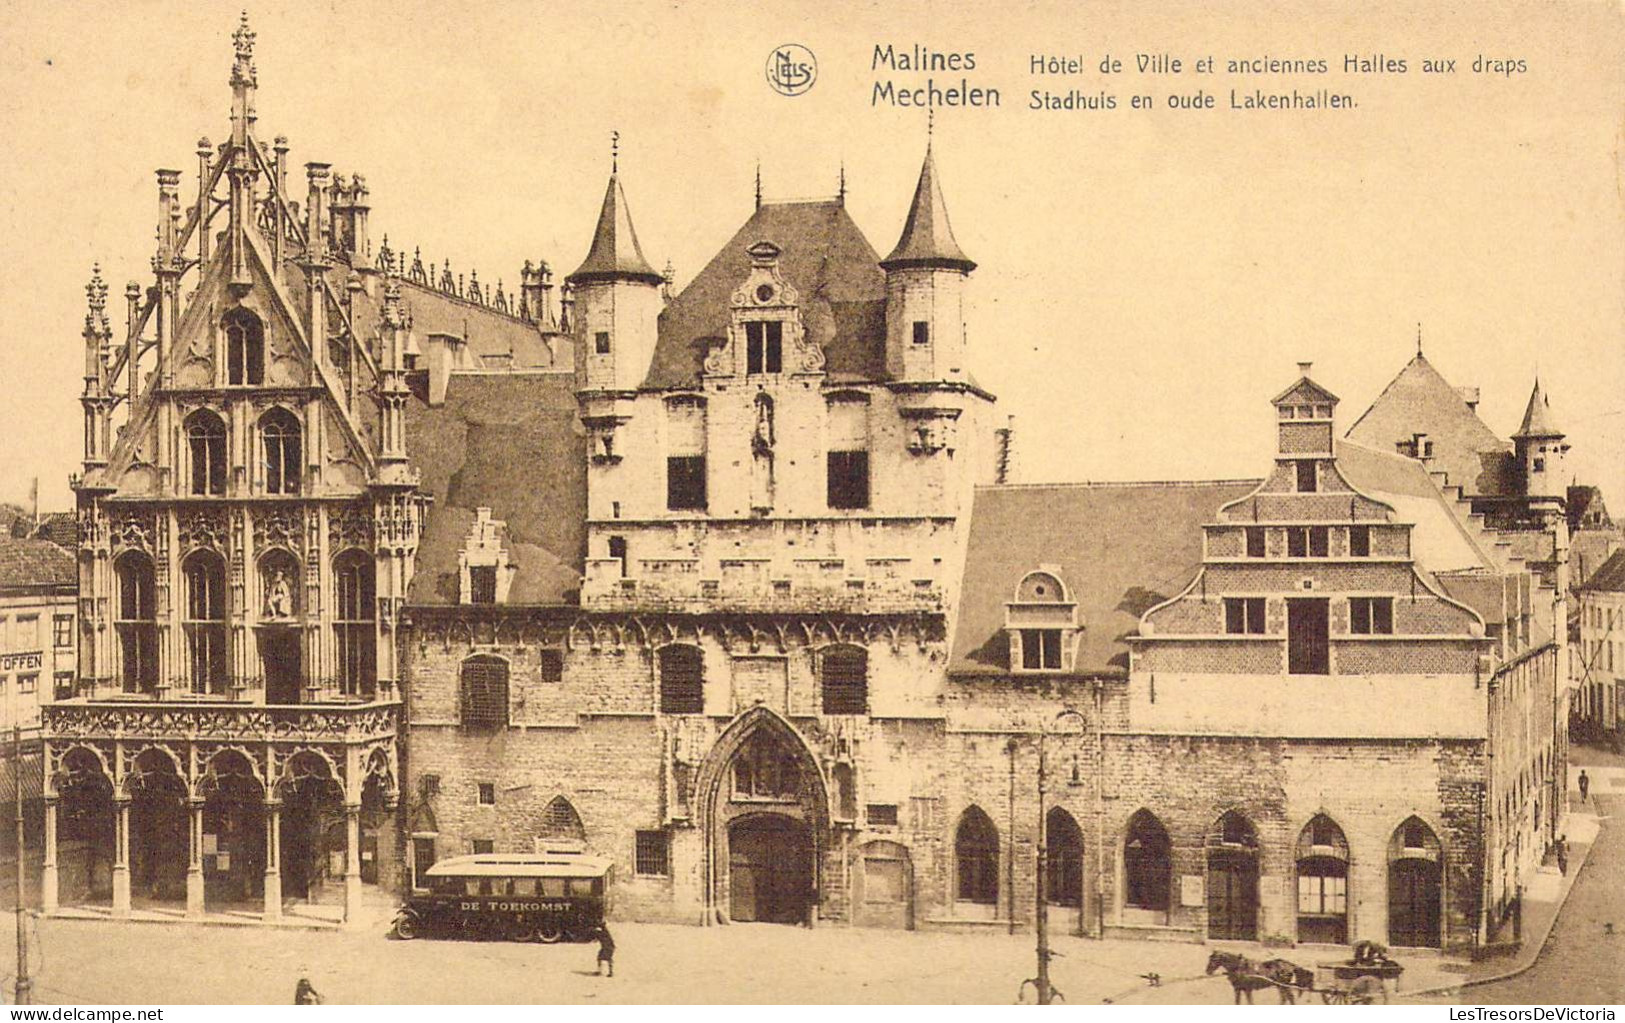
696,707 -> 830,926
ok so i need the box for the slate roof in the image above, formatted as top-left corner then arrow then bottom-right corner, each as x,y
647,201 -> 889,388
1345,353 -> 1515,497
568,175 -> 663,285
880,147 -> 975,273
1514,378 -> 1564,439
949,480 -> 1258,676
28,512 -> 78,550
1578,549 -> 1625,594
0,536 -> 76,592
404,373 -> 586,605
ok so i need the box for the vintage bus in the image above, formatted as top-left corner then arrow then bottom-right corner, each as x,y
393,849 -> 614,943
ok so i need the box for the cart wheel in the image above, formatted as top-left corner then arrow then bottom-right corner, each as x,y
536,921 -> 565,943
393,914 -> 418,940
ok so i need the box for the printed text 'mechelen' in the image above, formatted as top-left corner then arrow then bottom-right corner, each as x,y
871,44 -> 999,107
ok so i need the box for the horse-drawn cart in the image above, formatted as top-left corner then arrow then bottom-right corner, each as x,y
1313,960 -> 1403,1004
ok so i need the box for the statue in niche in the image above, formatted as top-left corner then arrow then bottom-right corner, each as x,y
265,566 -> 295,619
750,393 -> 775,513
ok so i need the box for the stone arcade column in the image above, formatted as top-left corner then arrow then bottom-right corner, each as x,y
111,798 -> 131,917
186,798 -> 204,919
263,801 -> 282,920
41,797 -> 58,914
343,803 -> 361,926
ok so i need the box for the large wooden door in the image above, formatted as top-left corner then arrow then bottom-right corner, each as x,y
1288,599 -> 1330,674
728,815 -> 812,924
1207,850 -> 1259,940
1389,858 -> 1442,947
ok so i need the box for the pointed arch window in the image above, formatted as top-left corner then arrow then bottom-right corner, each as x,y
460,654 -> 510,730
334,550 -> 375,698
540,797 -> 585,844
1045,807 -> 1085,908
955,806 -> 999,905
225,307 -> 265,385
114,552 -> 157,694
261,408 -> 302,495
185,411 -> 228,496
1123,809 -> 1172,912
182,551 -> 228,695
820,645 -> 869,714
1296,814 -> 1349,944
732,731 -> 802,801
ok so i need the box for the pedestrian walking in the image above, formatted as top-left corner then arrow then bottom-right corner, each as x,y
595,923 -> 616,978
1578,769 -> 1590,803
294,978 -> 324,1005
1555,835 -> 1569,876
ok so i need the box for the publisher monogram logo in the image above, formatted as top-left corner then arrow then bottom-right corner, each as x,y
767,44 -> 817,96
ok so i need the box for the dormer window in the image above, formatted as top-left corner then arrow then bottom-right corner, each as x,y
1005,568 -> 1079,675
746,321 -> 783,374
458,508 -> 513,605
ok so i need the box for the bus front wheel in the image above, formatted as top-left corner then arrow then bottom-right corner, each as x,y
536,921 -> 565,943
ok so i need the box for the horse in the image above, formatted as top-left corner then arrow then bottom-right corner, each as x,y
1205,951 -> 1281,1005
1259,959 -> 1315,1005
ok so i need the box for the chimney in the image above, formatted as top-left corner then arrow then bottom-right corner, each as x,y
994,415 -> 1017,484
1458,385 -> 1480,412
1297,361 -> 1314,379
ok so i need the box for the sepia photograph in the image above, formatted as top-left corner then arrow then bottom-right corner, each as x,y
0,0 -> 1621,1010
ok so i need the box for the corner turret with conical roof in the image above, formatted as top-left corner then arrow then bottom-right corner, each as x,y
569,142 -> 663,395
1514,377 -> 1569,501
883,139 -> 974,384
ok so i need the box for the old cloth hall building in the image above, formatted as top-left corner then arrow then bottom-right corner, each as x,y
47,18 -> 1566,950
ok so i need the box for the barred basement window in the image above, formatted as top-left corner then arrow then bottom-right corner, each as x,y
821,645 -> 869,714
477,783 -> 495,805
1225,597 -> 1266,635
866,804 -> 899,826
635,830 -> 670,876
1348,525 -> 1371,557
1349,596 -> 1394,635
471,839 -> 494,855
658,645 -> 704,714
1245,527 -> 1266,558
460,655 -> 510,730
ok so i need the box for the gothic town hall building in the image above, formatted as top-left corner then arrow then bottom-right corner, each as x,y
46,18 -> 1567,952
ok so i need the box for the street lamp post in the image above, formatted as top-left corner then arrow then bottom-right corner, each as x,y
1034,708 -> 1087,1006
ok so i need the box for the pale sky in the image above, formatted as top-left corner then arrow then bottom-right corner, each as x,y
1,0 -> 1621,512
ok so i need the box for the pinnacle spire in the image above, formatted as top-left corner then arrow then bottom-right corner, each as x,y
1513,376 -> 1564,439
567,156 -> 662,286
231,10 -> 256,87
880,141 -> 975,273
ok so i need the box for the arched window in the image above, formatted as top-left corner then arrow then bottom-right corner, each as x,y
1296,814 -> 1349,944
225,307 -> 265,386
657,645 -> 703,714
333,550 -> 375,697
460,654 -> 509,731
820,645 -> 868,715
182,551 -> 228,694
540,797 -> 585,844
1123,809 -> 1172,913
1045,807 -> 1085,908
185,411 -> 228,496
261,408 -> 302,494
955,806 -> 999,906
114,552 -> 157,694
1388,816 -> 1443,948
